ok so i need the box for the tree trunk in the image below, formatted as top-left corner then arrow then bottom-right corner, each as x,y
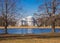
5,21 -> 8,34
51,20 -> 55,32
5,0 -> 8,34
52,25 -> 55,32
5,25 -> 8,34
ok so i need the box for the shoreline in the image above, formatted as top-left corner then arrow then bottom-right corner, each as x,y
0,26 -> 60,29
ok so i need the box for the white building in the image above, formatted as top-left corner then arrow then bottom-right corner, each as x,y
16,18 -> 27,26
16,16 -> 37,26
25,16 -> 34,26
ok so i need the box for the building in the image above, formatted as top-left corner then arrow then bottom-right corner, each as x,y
16,16 -> 37,26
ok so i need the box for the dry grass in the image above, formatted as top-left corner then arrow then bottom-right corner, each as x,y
0,38 -> 60,43
0,33 -> 60,43
0,26 -> 60,29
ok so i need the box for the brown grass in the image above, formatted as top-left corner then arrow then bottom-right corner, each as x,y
0,26 -> 60,29
0,33 -> 60,43
0,38 -> 60,43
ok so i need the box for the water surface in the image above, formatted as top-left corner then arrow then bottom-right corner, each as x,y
0,28 -> 60,34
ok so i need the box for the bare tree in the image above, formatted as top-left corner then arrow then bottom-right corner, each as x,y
0,0 -> 22,34
37,0 -> 60,32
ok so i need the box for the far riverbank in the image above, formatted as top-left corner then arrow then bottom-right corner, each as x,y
0,26 -> 60,29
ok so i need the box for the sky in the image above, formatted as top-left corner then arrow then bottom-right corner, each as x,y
16,0 -> 44,17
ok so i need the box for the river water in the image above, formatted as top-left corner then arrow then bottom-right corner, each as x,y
0,28 -> 60,34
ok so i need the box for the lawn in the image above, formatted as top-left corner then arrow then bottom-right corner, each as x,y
0,38 -> 60,43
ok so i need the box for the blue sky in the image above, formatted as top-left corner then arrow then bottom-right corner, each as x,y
16,0 -> 44,17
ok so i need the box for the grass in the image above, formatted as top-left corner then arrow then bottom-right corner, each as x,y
0,26 -> 60,29
0,33 -> 60,43
0,38 -> 60,43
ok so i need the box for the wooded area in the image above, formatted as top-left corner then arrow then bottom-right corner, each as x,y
34,0 -> 60,32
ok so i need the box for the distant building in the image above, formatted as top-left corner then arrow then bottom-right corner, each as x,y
16,18 -> 27,26
16,16 -> 37,26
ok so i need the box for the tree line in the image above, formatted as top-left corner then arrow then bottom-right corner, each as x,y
0,16 -> 16,26
34,0 -> 60,32
36,14 -> 60,26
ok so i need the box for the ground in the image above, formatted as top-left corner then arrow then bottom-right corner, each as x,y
0,33 -> 60,43
0,26 -> 60,29
0,38 -> 60,43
